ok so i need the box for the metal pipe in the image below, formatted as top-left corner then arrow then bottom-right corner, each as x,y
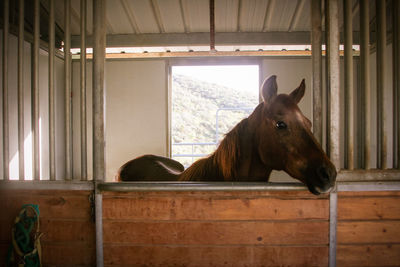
97,182 -> 308,192
393,0 -> 400,169
32,0 -> 40,180
360,0 -> 370,169
3,0 -> 9,180
93,0 -> 106,265
49,0 -> 56,180
93,0 -> 106,183
329,190 -> 337,267
376,0 -> 386,169
311,0 -> 323,144
327,0 -> 340,170
344,0 -> 354,170
18,0 -> 25,180
65,0 -> 72,180
338,182 -> 400,192
327,1 -> 340,264
95,192 -> 104,265
337,169 -> 400,181
209,0 -> 215,52
80,0 -> 87,181
324,0 -> 331,156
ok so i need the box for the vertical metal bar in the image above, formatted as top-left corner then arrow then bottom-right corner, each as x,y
95,192 -> 104,265
32,0 -> 40,180
311,0 -> 323,144
93,0 -> 106,265
328,0 -> 340,168
376,0 -> 386,169
360,0 -> 370,169
81,0 -> 87,181
344,0 -> 354,170
329,191 -> 338,267
209,0 -> 215,52
327,0 -> 340,264
18,0 -> 25,180
393,0 -> 400,168
65,0 -> 72,180
49,0 -> 56,180
325,0 -> 331,156
3,0 -> 9,180
93,0 -> 106,182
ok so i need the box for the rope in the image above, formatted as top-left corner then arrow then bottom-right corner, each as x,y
6,204 -> 43,267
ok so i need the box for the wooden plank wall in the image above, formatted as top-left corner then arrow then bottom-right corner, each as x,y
0,190 -> 95,266
337,191 -> 400,266
102,190 -> 330,267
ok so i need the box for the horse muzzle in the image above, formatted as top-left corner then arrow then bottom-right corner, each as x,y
308,164 -> 337,195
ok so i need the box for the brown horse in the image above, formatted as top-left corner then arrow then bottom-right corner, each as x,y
117,75 -> 337,195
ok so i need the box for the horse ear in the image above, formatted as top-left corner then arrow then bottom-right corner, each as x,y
290,79 -> 306,104
261,75 -> 278,104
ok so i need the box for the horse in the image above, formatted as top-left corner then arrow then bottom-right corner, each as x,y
116,75 -> 337,195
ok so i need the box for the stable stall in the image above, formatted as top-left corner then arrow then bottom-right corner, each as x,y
1,0 -> 400,266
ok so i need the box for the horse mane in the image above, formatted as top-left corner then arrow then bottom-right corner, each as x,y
178,118 -> 249,181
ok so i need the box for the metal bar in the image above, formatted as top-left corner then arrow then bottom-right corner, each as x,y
65,0 -> 72,180
49,0 -> 56,180
93,0 -> 106,183
344,0 -> 354,170
18,0 -> 25,180
327,0 -> 340,169
93,0 -> 106,182
329,190 -> 337,267
325,0 -> 331,156
376,0 -> 387,169
95,193 -> 104,264
0,180 -> 94,191
93,0 -> 106,265
32,0 -> 40,180
338,181 -> 400,191
80,0 -> 87,181
337,169 -> 400,181
209,0 -> 215,52
327,1 -> 340,265
311,0 -> 323,144
97,182 -> 308,192
3,0 -> 9,180
393,0 -> 400,169
360,0 -> 370,169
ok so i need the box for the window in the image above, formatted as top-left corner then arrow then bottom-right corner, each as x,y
171,65 -> 259,168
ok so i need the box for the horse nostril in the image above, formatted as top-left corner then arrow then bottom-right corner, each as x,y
317,166 -> 331,183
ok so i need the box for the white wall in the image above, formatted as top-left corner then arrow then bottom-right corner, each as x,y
72,59 -> 167,180
0,32 -> 65,180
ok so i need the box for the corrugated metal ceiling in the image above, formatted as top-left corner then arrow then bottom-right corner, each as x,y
39,0 -> 390,52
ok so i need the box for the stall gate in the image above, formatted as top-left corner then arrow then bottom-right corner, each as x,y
1,0 -> 400,266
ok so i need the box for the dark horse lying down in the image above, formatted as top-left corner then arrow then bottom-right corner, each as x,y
117,75 -> 337,195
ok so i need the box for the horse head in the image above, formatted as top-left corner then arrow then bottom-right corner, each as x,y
253,75 -> 336,194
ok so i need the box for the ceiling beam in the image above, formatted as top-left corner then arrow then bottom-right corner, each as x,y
71,31 -> 313,48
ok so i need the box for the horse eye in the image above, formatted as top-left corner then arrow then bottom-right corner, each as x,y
276,121 -> 287,129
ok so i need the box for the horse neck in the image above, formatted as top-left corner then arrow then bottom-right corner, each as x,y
179,104 -> 272,182
179,118 -> 250,181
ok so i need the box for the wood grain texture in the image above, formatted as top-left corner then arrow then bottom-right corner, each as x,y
338,197 -> 400,220
0,190 -> 95,266
103,192 -> 329,221
104,245 -> 329,267
103,221 -> 329,245
338,221 -> 400,244
337,244 -> 400,267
